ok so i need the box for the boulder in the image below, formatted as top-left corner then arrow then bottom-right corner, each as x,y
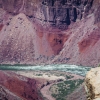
85,67 -> 100,100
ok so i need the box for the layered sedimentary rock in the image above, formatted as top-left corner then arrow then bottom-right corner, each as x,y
0,0 -> 93,29
0,0 -> 100,66
85,67 -> 100,100
0,12 -> 55,64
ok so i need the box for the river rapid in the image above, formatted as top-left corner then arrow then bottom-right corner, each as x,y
0,64 -> 91,76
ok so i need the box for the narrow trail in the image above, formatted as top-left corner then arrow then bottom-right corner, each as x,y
41,83 -> 55,100
40,74 -> 84,100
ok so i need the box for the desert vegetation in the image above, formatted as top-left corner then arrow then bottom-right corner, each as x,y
50,79 -> 84,100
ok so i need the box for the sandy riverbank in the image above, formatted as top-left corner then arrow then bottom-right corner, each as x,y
15,70 -> 84,80
16,71 -> 66,81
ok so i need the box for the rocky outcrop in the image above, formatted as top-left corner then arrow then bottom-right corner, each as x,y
85,67 -> 100,100
0,0 -> 94,29
0,71 -> 43,100
0,13 -> 36,64
92,0 -> 100,24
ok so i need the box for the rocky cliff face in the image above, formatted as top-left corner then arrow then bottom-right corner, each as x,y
85,67 -> 100,100
0,0 -> 94,29
0,0 -> 100,66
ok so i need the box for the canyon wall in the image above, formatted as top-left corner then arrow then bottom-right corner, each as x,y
0,0 -> 100,66
0,0 -> 94,28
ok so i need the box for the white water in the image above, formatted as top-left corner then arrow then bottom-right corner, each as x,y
0,64 -> 91,76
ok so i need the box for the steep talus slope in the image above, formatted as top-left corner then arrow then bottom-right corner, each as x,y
0,12 -> 55,64
52,14 -> 100,67
0,13 -> 36,64
0,8 -> 69,64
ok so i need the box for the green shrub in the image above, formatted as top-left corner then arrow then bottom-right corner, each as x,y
50,79 -> 84,100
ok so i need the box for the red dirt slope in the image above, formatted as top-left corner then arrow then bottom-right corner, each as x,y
0,71 -> 43,100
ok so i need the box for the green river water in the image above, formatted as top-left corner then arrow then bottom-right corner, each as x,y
0,64 -> 91,76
